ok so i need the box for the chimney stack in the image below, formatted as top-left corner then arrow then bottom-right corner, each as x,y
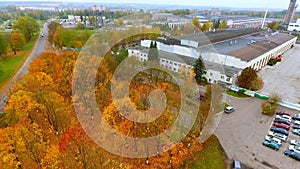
283,0 -> 297,25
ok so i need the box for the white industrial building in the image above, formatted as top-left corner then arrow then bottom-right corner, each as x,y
131,29 -> 296,85
128,46 -> 241,85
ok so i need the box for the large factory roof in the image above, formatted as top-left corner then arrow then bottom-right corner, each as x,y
227,33 -> 295,61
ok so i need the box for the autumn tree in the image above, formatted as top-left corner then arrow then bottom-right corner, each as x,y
192,16 -> 200,28
59,125 -> 101,169
218,20 -> 228,30
237,67 -> 263,91
47,21 -> 60,44
13,16 -> 39,42
9,32 -> 26,55
183,22 -> 200,34
193,56 -> 207,84
0,123 -> 48,169
267,21 -> 281,32
77,22 -> 84,30
201,21 -> 214,32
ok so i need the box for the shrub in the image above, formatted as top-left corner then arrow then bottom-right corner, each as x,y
267,58 -> 277,66
262,102 -> 276,115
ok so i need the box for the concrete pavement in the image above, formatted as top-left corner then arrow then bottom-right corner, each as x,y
259,44 -> 300,104
216,95 -> 300,169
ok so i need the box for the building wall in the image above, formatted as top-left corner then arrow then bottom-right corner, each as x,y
129,47 -> 235,84
128,49 -> 148,62
204,69 -> 234,84
200,52 -> 247,69
141,40 -> 195,57
246,37 -> 297,70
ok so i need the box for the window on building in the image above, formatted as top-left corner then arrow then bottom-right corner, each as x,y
226,77 -> 231,82
166,61 -> 169,63
174,63 -> 177,66
208,79 -> 211,82
173,68 -> 176,71
204,71 -> 207,74
170,61 -> 173,64
210,73 -> 213,76
221,75 -> 224,79
162,59 -> 165,62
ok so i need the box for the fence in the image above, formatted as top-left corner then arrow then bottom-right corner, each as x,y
229,85 -> 300,111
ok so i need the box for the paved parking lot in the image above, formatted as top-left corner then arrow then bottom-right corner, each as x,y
215,95 -> 300,169
259,44 -> 300,103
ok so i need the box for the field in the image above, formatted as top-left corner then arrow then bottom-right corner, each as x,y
185,135 -> 227,169
0,34 -> 37,89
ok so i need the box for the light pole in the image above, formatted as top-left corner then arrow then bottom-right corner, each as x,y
262,0 -> 270,29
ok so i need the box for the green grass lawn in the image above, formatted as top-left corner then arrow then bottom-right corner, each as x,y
185,135 -> 227,169
225,90 -> 250,98
0,56 -> 23,83
0,35 -> 38,88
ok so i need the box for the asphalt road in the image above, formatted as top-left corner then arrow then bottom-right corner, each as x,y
259,44 -> 300,103
216,95 -> 300,169
0,22 -> 49,112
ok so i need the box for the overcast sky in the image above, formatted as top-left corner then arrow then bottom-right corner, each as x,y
0,0 -> 294,9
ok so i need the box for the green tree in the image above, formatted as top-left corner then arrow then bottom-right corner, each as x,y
237,67 -> 264,91
192,16 -> 200,28
9,32 -> 26,55
267,21 -> 281,32
148,46 -> 159,61
13,16 -> 39,42
0,34 -> 8,57
193,57 -> 207,84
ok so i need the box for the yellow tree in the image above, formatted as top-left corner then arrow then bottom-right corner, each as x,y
9,32 -> 26,55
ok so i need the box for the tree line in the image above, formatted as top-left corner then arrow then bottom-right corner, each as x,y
0,28 -> 224,168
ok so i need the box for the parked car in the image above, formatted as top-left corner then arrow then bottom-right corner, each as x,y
273,122 -> 290,130
295,120 -> 300,125
276,115 -> 292,122
262,140 -> 279,151
268,131 -> 287,142
293,129 -> 300,136
284,149 -> 300,161
270,126 -> 289,136
224,106 -> 235,114
289,145 -> 300,153
291,140 -> 300,146
293,124 -> 300,129
232,160 -> 242,169
293,115 -> 300,121
265,135 -> 282,146
274,118 -> 291,125
276,111 -> 291,116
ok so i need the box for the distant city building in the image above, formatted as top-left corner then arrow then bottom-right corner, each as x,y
16,5 -> 59,11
